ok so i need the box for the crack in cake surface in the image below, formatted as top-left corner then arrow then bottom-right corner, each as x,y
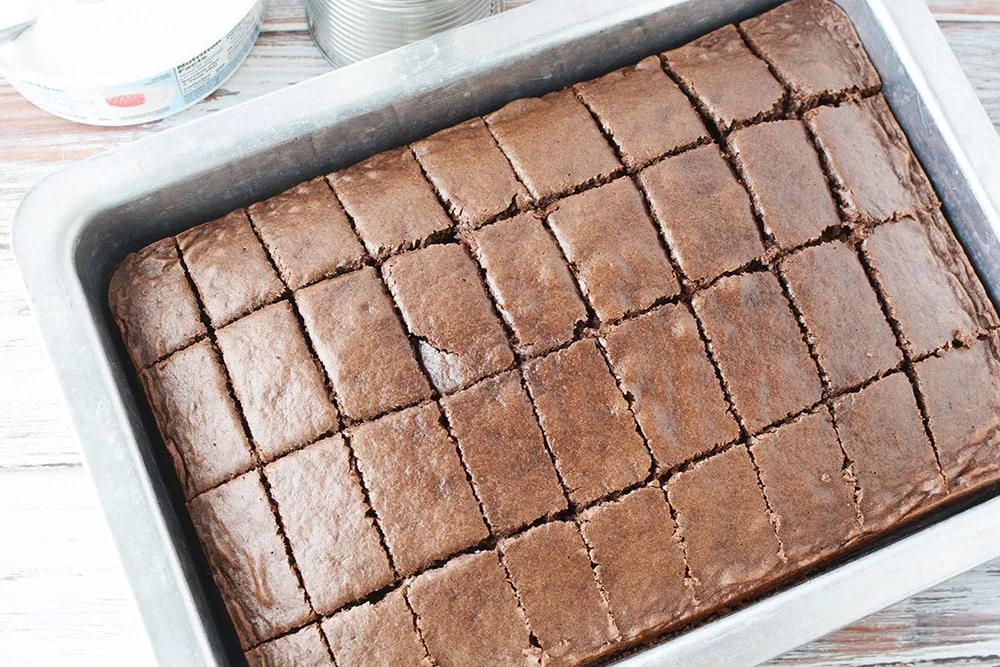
109,5 -> 1000,663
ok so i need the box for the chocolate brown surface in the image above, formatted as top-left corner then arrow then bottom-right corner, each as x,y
579,487 -> 693,641
694,271 -> 822,432
140,340 -> 251,498
248,177 -> 366,290
665,24 -> 785,131
383,243 -> 514,393
108,4 -> 1000,663
440,371 -> 567,535
835,373 -> 946,533
296,267 -> 431,421
329,147 -> 452,260
602,303 -> 739,470
806,96 -> 936,222
485,89 -> 621,200
730,119 -> 841,248
575,55 -> 707,169
108,238 -> 205,369
639,144 -> 764,281
244,624 -> 333,667
176,210 -> 285,328
523,339 -> 651,506
349,403 -> 488,576
741,0 -> 880,105
216,301 -> 339,461
265,436 -> 393,614
470,213 -> 588,356
782,241 -> 901,391
502,521 -> 618,665
917,337 -> 1000,494
666,446 -> 782,608
751,410 -> 859,563
322,590 -> 429,667
412,118 -> 530,227
547,178 -> 680,323
409,551 -> 538,667
864,213 -> 996,356
189,471 -> 311,648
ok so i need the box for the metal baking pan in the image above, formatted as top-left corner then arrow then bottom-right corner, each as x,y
13,0 -> 1000,665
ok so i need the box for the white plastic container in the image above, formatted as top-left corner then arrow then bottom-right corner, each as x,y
0,0 -> 265,126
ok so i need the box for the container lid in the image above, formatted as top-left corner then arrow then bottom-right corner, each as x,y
0,0 -> 258,87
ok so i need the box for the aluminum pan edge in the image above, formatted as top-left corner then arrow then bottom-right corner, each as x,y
628,1 -> 1000,663
11,0 -> 1000,665
11,2 -> 783,664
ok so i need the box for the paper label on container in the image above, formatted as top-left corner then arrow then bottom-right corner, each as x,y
3,0 -> 263,126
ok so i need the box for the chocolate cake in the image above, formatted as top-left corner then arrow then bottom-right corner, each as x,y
108,0 -> 1000,664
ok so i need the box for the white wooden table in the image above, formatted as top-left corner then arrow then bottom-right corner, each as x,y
2,1 -> 999,665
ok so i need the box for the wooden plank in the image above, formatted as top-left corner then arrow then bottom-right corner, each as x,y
941,23 -> 1000,127
928,0 -> 1000,20
0,259 -> 79,471
774,560 -> 1000,665
0,467 -> 155,665
262,0 -> 308,32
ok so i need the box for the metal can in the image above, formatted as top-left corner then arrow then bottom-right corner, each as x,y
306,0 -> 504,67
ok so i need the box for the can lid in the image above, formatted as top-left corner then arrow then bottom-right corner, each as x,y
0,0 -> 259,87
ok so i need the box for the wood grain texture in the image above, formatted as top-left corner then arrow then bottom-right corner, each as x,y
0,1 -> 998,665
928,0 -> 1000,20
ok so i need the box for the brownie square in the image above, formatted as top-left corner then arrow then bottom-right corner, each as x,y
329,146 -> 453,260
140,341 -> 252,498
782,241 -> 901,391
245,624 -> 333,667
693,271 -> 822,432
248,177 -> 366,290
502,521 -> 617,664
639,144 -> 764,282
806,96 -> 936,222
523,339 -> 652,506
383,244 -> 514,393
666,446 -> 782,607
349,403 -> 488,575
575,56 -> 708,169
469,213 -> 588,356
579,487 -> 694,640
216,301 -> 339,461
741,0 -> 880,106
323,589 -> 427,667
189,470 -> 311,647
917,337 -> 1000,494
265,436 -> 393,614
412,118 -> 530,227
176,210 -> 285,328
865,213 -> 996,356
297,267 -> 432,421
729,119 -> 841,248
440,371 -> 567,535
834,373 -> 945,532
409,551 -> 536,666
547,178 -> 680,323
484,89 -> 621,200
109,239 -> 205,369
665,24 -> 785,131
750,410 -> 859,564
602,303 -> 740,470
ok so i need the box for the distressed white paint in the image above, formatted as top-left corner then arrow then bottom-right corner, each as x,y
1,1 -> 999,665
